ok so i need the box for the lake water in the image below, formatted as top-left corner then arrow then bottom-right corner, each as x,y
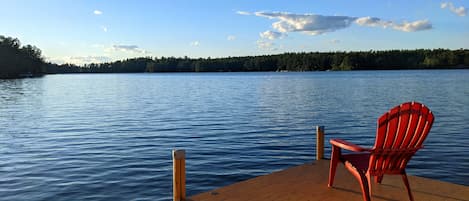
0,70 -> 468,201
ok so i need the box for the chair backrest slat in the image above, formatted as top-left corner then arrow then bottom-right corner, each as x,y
401,105 -> 420,148
393,103 -> 411,148
384,107 -> 400,148
375,114 -> 388,148
417,116 -> 434,147
413,106 -> 433,147
370,102 -> 434,175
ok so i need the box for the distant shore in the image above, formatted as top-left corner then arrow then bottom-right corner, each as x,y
2,35 -> 469,78
46,49 -> 469,74
45,65 -> 469,75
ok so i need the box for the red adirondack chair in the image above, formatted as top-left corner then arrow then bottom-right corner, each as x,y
328,102 -> 434,201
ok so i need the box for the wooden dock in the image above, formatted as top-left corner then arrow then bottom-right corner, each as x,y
189,160 -> 469,201
171,126 -> 468,201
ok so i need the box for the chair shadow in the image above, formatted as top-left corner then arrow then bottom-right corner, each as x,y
379,183 -> 469,201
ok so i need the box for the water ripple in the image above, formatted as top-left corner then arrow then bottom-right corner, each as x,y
1,71 -> 468,201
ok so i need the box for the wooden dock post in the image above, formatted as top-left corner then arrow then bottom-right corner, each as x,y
173,149 -> 186,201
316,126 -> 324,160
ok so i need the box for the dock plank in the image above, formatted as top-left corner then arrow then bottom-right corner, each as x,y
189,160 -> 469,201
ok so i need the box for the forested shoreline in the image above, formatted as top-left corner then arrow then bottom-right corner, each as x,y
47,49 -> 469,74
1,35 -> 468,78
0,36 -> 45,78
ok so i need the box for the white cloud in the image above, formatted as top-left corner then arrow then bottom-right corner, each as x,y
259,30 -> 284,40
391,20 -> 432,32
252,12 -> 432,37
101,26 -> 108,32
356,16 -> 431,32
236,11 -> 251,15
255,12 -> 357,35
190,41 -> 200,46
227,35 -> 236,41
256,40 -> 277,51
441,2 -> 467,16
355,17 -> 393,28
107,45 -> 150,54
93,10 -> 103,15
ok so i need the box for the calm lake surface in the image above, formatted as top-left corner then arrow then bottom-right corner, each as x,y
1,70 -> 468,201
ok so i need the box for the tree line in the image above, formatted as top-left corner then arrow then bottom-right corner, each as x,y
49,49 -> 468,73
0,35 -> 45,78
1,35 -> 468,78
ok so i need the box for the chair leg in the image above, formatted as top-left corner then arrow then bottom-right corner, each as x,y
328,146 -> 341,187
375,175 -> 383,184
402,173 -> 414,201
343,164 -> 371,201
366,173 -> 373,198
353,170 -> 371,201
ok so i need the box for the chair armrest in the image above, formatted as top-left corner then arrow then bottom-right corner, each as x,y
330,139 -> 370,152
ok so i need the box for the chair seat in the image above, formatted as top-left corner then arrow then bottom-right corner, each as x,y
342,153 -> 370,173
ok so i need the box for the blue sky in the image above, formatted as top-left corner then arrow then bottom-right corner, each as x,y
1,0 -> 468,64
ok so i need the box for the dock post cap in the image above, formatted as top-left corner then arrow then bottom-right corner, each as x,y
173,149 -> 186,160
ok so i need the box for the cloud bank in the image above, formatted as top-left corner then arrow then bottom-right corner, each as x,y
441,2 -> 467,16
356,16 -> 432,32
255,12 -> 357,35
391,20 -> 432,32
251,12 -> 432,38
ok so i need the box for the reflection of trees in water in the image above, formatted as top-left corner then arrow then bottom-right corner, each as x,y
0,79 -> 26,104
0,77 -> 46,142
0,78 -> 45,112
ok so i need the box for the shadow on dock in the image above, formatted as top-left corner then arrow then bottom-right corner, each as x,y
189,160 -> 469,201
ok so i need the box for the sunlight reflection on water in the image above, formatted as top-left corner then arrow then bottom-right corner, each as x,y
0,70 -> 468,200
